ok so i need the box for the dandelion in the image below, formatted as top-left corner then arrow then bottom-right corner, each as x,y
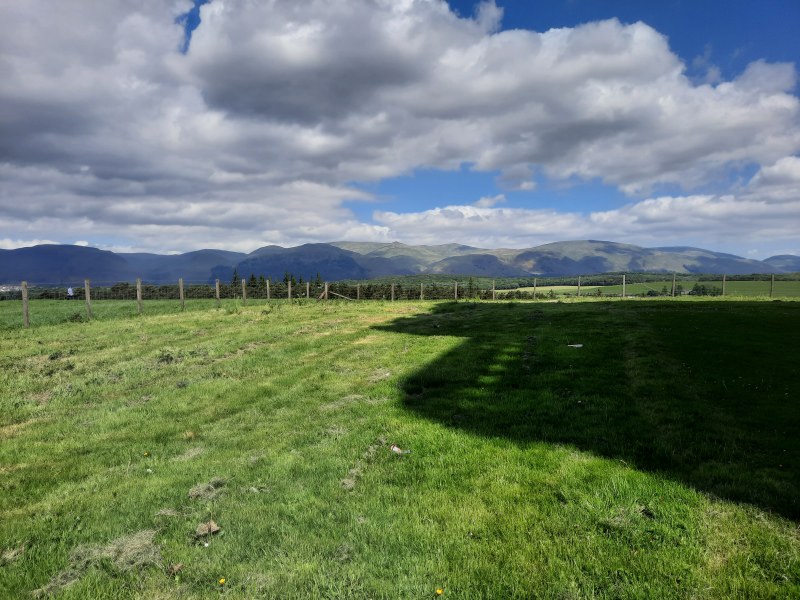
219,577 -> 226,585
143,451 -> 150,457
436,588 -> 444,596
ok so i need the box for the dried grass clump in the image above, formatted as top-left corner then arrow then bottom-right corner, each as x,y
188,477 -> 226,499
33,530 -> 161,597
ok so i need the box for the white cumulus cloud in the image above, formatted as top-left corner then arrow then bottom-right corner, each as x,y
0,0 -> 797,254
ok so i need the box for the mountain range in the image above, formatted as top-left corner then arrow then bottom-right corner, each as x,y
1,241 -> 797,285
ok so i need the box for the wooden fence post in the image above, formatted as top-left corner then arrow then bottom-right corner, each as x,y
454,281 -> 458,300
179,278 -> 185,310
241,278 -> 247,305
288,280 -> 292,300
391,283 -> 395,302
722,274 -> 726,296
215,279 -> 221,307
770,274 -> 774,298
671,273 -> 676,297
84,279 -> 93,319
306,281 -> 310,299
492,280 -> 496,301
533,278 -> 537,300
266,279 -> 270,301
22,281 -> 29,328
622,274 -> 626,298
357,283 -> 361,300
420,283 -> 424,301
324,282 -> 329,300
136,278 -> 142,314
577,276 -> 581,298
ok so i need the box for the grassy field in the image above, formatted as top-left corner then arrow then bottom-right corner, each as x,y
506,279 -> 800,297
1,299 -> 799,598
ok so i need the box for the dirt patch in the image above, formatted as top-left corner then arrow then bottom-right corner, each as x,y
156,349 -> 180,365
341,438 -> 386,492
188,477 -> 226,500
215,341 -> 268,362
0,419 -> 37,439
126,394 -> 152,407
1,545 -> 24,565
324,425 -> 348,438
368,369 -> 392,383
195,520 -> 221,537
320,394 -> 365,411
27,390 -> 53,405
174,447 -> 204,462
33,530 -> 161,597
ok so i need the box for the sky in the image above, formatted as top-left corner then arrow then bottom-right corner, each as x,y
1,0 -> 798,258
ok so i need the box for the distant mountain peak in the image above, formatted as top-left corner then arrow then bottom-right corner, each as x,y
0,240 -> 789,285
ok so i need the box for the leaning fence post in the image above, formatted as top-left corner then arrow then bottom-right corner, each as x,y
577,276 -> 581,298
22,281 -> 29,328
288,280 -> 292,300
241,278 -> 247,305
215,279 -> 221,308
84,279 -> 93,319
391,283 -> 395,302
179,278 -> 185,310
770,274 -> 774,298
533,278 -> 537,300
672,273 -> 676,297
136,278 -> 142,315
622,274 -> 626,298
266,279 -> 270,301
722,274 -> 726,296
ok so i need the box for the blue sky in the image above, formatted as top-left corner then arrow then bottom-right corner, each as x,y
361,0 -> 800,227
1,0 -> 798,257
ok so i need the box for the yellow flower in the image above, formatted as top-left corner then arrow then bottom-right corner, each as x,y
143,451 -> 150,456
436,588 -> 444,595
219,578 -> 226,585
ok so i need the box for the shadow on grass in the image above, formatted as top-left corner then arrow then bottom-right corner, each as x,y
376,300 -> 800,521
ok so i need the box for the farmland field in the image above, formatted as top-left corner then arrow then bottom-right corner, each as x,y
1,299 -> 799,598
506,279 -> 800,297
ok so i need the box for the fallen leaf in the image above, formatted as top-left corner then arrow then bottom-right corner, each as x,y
195,520 -> 221,537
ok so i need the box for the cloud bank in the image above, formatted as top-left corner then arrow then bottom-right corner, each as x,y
0,0 -> 798,255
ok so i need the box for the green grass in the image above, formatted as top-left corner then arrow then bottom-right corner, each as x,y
508,279 -> 800,297
1,299 -> 798,598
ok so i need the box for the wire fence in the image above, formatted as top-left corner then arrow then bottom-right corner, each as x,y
1,274 -> 795,329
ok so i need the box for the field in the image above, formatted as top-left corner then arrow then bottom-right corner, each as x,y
1,298 -> 799,598
505,280 -> 800,297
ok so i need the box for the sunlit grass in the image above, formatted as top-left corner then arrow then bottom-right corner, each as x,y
0,299 -> 798,598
